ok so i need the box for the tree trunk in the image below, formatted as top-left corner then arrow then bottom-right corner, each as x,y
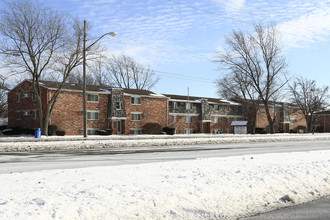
43,110 -> 50,136
264,103 -> 275,134
306,115 -> 313,133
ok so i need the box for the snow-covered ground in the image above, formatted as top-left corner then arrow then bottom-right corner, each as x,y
0,149 -> 329,219
1,133 -> 330,152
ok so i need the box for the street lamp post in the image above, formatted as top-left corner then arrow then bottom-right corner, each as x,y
83,20 -> 117,137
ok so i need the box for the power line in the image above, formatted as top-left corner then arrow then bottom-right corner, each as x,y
152,69 -> 214,83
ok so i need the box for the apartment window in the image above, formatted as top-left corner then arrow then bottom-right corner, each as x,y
214,104 -> 220,110
16,111 -> 20,120
185,116 -> 193,123
87,94 -> 99,102
226,117 -> 230,124
87,111 -> 99,120
32,93 -> 37,101
173,102 -> 177,109
32,110 -> 37,120
114,101 -> 121,110
23,111 -> 30,116
173,115 -> 177,122
131,113 -> 141,121
16,93 -> 20,103
290,118 -> 295,124
23,93 -> 29,98
290,107 -> 294,114
214,117 -> 219,123
131,96 -> 141,105
87,129 -> 98,135
186,102 -> 192,110
130,129 -> 141,135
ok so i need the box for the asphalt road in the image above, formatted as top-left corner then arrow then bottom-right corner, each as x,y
241,195 -> 330,220
0,140 -> 329,174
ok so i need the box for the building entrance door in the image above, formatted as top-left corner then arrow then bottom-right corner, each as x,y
117,121 -> 122,134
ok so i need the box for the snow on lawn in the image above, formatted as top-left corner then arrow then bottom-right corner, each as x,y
1,133 -> 330,152
0,150 -> 329,219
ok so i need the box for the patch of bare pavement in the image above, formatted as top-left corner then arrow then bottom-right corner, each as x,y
241,195 -> 330,220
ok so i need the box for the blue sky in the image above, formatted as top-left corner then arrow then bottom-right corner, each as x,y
7,0 -> 330,98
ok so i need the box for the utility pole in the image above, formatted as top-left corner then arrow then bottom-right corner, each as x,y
83,20 -> 87,138
187,86 -> 190,135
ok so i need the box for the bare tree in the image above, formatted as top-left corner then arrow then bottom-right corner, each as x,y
0,0 -> 99,135
216,68 -> 260,134
214,24 -> 288,133
106,53 -> 159,90
289,77 -> 329,133
0,77 -> 9,118
88,56 -> 114,87
66,69 -> 96,86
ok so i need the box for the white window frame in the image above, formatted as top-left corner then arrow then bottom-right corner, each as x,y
131,96 -> 141,105
16,93 -> 20,103
23,92 -> 29,98
32,93 -> 37,101
87,111 -> 99,120
32,110 -> 37,120
87,93 -> 99,102
186,102 -> 192,110
131,113 -> 141,121
173,102 -> 177,109
185,116 -> 193,123
173,115 -> 177,122
87,129 -> 98,135
214,104 -> 220,110
130,129 -> 141,135
214,117 -> 219,123
114,101 -> 121,110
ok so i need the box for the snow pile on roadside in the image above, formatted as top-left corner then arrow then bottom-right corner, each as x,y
1,133 -> 330,152
0,150 -> 329,219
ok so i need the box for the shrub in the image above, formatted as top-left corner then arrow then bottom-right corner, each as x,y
255,127 -> 267,134
56,130 -> 66,136
142,123 -> 162,134
22,128 -> 35,135
97,129 -> 112,135
48,124 -> 58,136
163,126 -> 175,135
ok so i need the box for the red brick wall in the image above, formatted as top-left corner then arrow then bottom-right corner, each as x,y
124,96 -> 168,134
210,116 -> 240,134
168,115 -> 200,134
256,106 -> 306,132
314,114 -> 330,132
51,91 -> 110,135
8,81 -> 45,129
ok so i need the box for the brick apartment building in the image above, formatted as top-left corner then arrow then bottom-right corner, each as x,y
8,80 -> 308,135
255,103 -> 306,133
314,111 -> 330,132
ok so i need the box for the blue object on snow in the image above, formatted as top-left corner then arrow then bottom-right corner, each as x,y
35,128 -> 41,138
